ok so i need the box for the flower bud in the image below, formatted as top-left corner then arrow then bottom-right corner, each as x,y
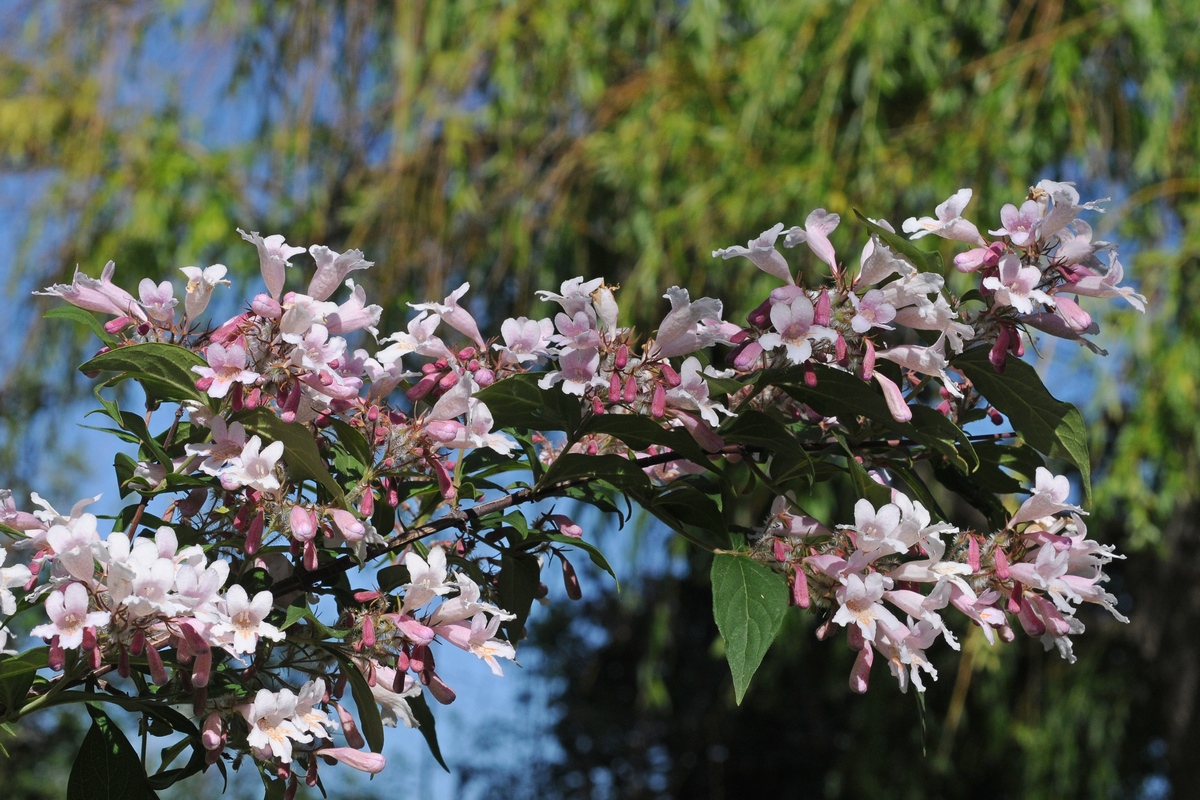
428,674 -> 457,705
202,712 -> 225,751
561,557 -> 582,601
146,644 -> 169,686
792,568 -> 810,609
244,510 -> 264,555
474,368 -> 495,388
814,289 -> 832,326
622,375 -> 638,404
335,703 -> 366,750
251,293 -> 282,319
316,748 -> 387,774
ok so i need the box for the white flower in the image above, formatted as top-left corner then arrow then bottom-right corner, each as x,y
30,582 -> 110,650
211,584 -> 284,655
221,436 -> 285,494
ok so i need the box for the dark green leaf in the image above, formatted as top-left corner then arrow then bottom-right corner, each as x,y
784,365 -> 977,473
0,648 -> 48,718
332,653 -> 385,754
580,413 -> 717,472
79,342 -> 209,405
474,372 -> 582,433
68,704 -> 160,800
634,482 -> 731,551
45,305 -> 118,346
497,551 -> 541,641
954,347 -> 1090,502
408,693 -> 449,772
540,453 -> 652,493
710,553 -> 789,705
547,533 -> 617,581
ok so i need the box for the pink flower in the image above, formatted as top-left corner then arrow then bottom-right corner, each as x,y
983,254 -> 1055,314
495,316 -> 554,365
758,293 -> 836,365
179,264 -> 230,320
901,189 -> 986,246
711,223 -> 794,284
989,200 -> 1043,247
651,287 -> 724,359
238,229 -> 305,301
193,343 -> 260,399
212,584 -> 284,655
409,282 -> 486,350
36,261 -> 146,320
138,279 -> 177,324
307,244 -> 373,302
317,747 -> 386,774
849,290 -> 896,333
30,582 -> 110,650
784,209 -> 841,275
221,436 -> 285,494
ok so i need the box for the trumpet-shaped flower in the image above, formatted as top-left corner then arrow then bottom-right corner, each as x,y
30,582 -> 110,650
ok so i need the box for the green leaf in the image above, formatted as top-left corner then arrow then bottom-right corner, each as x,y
79,342 -> 209,405
331,653 -> 385,754
784,365 -> 977,473
473,372 -> 582,433
710,553 -> 789,705
540,453 -> 652,493
237,408 -> 346,503
854,209 -> 945,276
634,482 -> 731,551
408,693 -> 449,772
45,305 -> 117,346
547,533 -> 617,581
0,648 -> 48,718
954,347 -> 1091,502
579,413 -> 717,472
68,705 -> 160,800
497,551 -> 542,641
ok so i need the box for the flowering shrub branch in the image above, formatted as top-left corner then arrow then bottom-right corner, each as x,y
0,180 -> 1137,796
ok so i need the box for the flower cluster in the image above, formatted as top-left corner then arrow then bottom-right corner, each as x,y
0,179 -> 1138,794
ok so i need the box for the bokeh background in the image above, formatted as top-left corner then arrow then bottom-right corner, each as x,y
1,1 -> 1198,797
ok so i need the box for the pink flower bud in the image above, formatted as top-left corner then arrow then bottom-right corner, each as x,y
729,340 -> 763,371
395,650 -> 410,675
608,373 -> 621,403
651,384 -> 666,418
792,568 -> 810,609
428,674 -> 457,705
849,642 -> 873,694
316,748 -> 386,774
993,547 -> 1010,580
860,339 -> 876,381
359,489 -> 374,518
251,293 -> 282,319
361,615 -> 376,648
437,371 -> 460,392
622,375 -> 638,404
549,514 -> 583,538
354,590 -> 382,603
118,646 -> 130,678
407,374 -> 438,402
47,640 -> 65,671
968,536 -> 981,572
329,509 -> 366,542
835,332 -> 847,365
245,510 -> 264,555
660,363 -> 681,387
130,629 -> 146,656
202,712 -> 224,751
146,644 -> 169,686
1007,582 -> 1023,614
290,506 -> 317,541
304,540 -> 319,571
988,407 -> 1004,425
561,557 -> 582,601
82,626 -> 98,651
474,368 -> 495,388
615,344 -> 629,370
814,289 -> 832,326
335,702 -> 366,750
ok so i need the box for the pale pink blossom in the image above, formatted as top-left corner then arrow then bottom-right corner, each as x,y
179,264 -> 230,320
308,244 -> 372,302
989,200 -> 1043,247
901,189 -> 986,246
30,582 -> 109,650
651,287 -> 724,359
784,209 -> 841,274
212,584 -> 284,655
238,229 -> 306,300
983,254 -> 1055,314
849,290 -> 896,333
221,436 -> 285,494
192,343 -> 260,399
35,261 -> 146,320
409,282 -> 485,350
239,688 -> 309,761
711,223 -> 793,284
138,279 -> 177,324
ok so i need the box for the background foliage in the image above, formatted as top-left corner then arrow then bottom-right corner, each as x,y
2,0 -> 1198,796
